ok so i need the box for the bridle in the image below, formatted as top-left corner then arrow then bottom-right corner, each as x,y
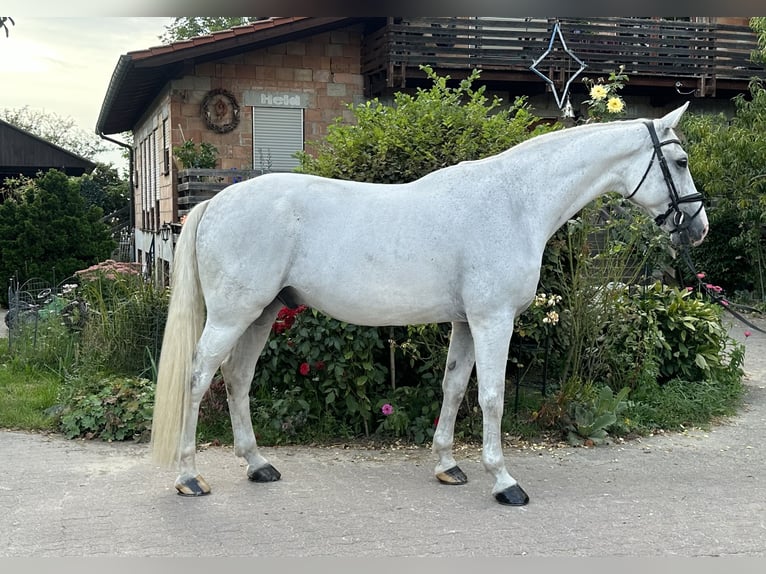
624,121 -> 766,332
626,120 -> 705,238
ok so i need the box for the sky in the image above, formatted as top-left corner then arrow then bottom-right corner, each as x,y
1,17 -> 175,171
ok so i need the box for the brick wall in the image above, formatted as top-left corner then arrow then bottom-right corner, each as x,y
166,25 -> 365,172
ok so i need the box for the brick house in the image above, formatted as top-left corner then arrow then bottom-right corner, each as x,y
95,17 -> 765,282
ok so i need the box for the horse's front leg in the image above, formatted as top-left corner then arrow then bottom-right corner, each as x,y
433,321 -> 475,485
471,315 -> 530,506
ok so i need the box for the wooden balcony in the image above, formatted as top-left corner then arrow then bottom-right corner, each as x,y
176,168 -> 263,218
362,17 -> 766,98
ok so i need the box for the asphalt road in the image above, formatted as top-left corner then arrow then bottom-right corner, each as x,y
0,314 -> 764,557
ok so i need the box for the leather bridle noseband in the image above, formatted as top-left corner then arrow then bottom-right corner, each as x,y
626,120 -> 704,236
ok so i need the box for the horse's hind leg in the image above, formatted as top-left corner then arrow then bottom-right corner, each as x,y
433,321 -> 475,485
176,320 -> 252,496
220,300 -> 282,483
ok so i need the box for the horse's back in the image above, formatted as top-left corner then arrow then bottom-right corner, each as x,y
193,171 -> 532,326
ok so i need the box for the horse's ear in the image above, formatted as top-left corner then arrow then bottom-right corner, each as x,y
658,102 -> 690,130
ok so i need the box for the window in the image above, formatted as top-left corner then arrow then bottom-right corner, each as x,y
252,107 -> 304,173
138,129 -> 160,230
162,118 -> 170,176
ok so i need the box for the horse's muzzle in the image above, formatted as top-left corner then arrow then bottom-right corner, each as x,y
671,218 -> 708,247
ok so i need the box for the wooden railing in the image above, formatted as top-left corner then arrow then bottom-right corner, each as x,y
363,17 -> 766,96
176,168 -> 263,218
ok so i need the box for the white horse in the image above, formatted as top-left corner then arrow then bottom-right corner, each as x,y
151,103 -> 707,506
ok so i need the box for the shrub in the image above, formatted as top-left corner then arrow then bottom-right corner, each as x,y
173,139 -> 219,169
75,260 -> 168,378
297,65 -> 557,183
58,374 -> 154,441
0,170 -> 115,306
250,306 -> 388,443
682,79 -> 766,299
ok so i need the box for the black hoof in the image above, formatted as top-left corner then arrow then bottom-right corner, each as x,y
494,484 -> 529,506
436,466 -> 468,485
175,475 -> 211,497
248,463 -> 281,482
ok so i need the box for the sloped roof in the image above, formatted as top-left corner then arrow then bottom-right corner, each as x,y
0,118 -> 96,180
96,17 -> 369,135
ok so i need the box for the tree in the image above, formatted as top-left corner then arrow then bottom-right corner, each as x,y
751,17 -> 766,63
160,17 -> 267,43
1,16 -> 13,37
0,170 -> 116,306
1,106 -> 107,161
78,163 -> 131,236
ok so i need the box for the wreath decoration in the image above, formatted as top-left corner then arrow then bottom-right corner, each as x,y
201,88 -> 240,134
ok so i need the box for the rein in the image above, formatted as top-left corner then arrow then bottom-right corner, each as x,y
679,246 -> 766,334
626,120 -> 705,234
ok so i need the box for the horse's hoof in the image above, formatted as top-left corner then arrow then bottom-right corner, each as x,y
248,463 -> 281,482
436,466 -> 468,485
175,475 -> 211,497
494,484 -> 529,506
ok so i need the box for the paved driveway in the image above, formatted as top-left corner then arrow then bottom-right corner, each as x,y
0,315 -> 764,557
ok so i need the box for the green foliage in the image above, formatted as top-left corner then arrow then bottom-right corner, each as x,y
0,170 -> 116,306
750,17 -> 766,63
638,283 -> 737,383
297,65 -> 557,183
532,279 -> 744,443
173,139 -> 219,169
160,17 -> 264,44
58,374 -> 154,441
251,307 -> 388,443
75,261 -> 168,378
627,344 -> 746,432
542,195 -> 668,387
0,353 -> 59,430
681,79 -> 766,298
564,385 -> 631,446
78,163 -> 130,230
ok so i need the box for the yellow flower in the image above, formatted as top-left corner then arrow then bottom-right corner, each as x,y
607,97 -> 625,113
589,84 -> 608,101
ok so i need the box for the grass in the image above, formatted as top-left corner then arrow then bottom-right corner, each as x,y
0,355 -> 60,430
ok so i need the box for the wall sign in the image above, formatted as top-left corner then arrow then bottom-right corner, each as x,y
243,90 -> 308,108
201,88 -> 241,133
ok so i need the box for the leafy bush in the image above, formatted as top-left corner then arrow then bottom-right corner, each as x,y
75,260 -> 168,378
251,306 -> 388,443
58,374 -> 154,441
173,139 -> 219,169
297,65 -> 557,183
682,79 -> 766,299
532,280 -> 745,443
0,170 -> 115,306
626,345 -> 746,432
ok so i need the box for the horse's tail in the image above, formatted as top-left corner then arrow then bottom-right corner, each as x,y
151,201 -> 210,468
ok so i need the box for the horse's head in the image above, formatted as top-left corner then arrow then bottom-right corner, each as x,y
625,102 -> 708,247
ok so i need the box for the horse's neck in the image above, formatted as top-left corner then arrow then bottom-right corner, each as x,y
516,122 -> 643,242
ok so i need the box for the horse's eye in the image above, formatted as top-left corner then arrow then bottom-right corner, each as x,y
677,158 -> 688,168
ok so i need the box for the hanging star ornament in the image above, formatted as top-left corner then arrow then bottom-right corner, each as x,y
529,21 -> 588,109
